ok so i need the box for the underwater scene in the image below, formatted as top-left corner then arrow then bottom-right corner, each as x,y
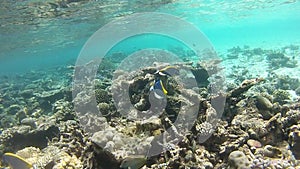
0,0 -> 300,169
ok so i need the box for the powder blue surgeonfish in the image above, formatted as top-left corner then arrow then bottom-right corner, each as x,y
2,152 -> 36,169
150,79 -> 168,95
150,65 -> 179,99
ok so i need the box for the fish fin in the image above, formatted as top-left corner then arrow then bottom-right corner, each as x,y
159,65 -> 174,72
159,66 -> 179,76
149,80 -> 156,91
3,153 -> 33,169
159,80 -> 168,95
158,71 -> 167,76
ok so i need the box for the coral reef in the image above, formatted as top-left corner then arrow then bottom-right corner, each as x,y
1,45 -> 300,169
266,52 -> 296,69
0,93 -> 85,168
288,124 -> 300,159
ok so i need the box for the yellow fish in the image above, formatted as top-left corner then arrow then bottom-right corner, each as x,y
2,152 -> 35,169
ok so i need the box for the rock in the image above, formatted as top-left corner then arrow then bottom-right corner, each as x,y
91,131 -> 109,148
262,145 -> 282,158
281,110 -> 300,129
228,78 -> 264,97
95,89 -> 110,103
228,151 -> 251,169
288,125 -> 300,159
266,51 -> 297,69
255,96 -> 273,110
136,117 -> 162,134
16,109 -> 27,122
273,89 -> 291,104
17,125 -> 32,135
254,95 -> 274,119
195,121 -> 214,142
19,89 -> 34,97
21,117 -> 37,128
112,135 -> 124,149
247,139 -> 262,148
231,113 -> 267,138
295,87 -> 300,95
104,141 -> 115,152
0,123 -> 60,154
203,161 -> 213,169
273,73 -> 299,90
105,130 -> 114,141
34,89 -> 64,101
52,152 -> 83,169
134,98 -> 148,111
83,142 -> 119,169
7,104 -> 22,115
97,102 -> 111,116
184,150 -> 196,162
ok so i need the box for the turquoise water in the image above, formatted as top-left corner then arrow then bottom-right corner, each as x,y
1,1 -> 300,168
0,0 -> 299,74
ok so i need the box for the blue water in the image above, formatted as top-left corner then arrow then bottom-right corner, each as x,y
0,0 -> 299,74
1,1 -> 300,167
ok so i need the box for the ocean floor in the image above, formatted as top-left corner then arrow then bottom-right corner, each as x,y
0,44 -> 300,169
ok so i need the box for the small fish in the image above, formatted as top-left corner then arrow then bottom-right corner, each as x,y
150,79 -> 168,95
120,155 -> 147,169
2,152 -> 36,169
155,66 -> 179,77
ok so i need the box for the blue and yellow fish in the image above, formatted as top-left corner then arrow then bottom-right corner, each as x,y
150,79 -> 168,95
1,153 -> 38,169
149,65 -> 179,98
155,66 -> 179,77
